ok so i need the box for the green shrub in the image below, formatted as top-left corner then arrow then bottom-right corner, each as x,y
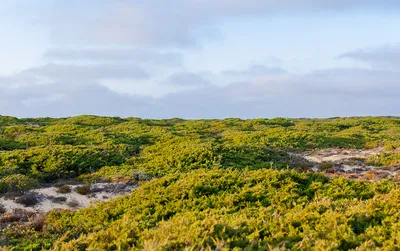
319,161 -> 335,171
9,168 -> 396,250
56,185 -> 71,194
0,203 -> 6,214
75,184 -> 91,195
14,193 -> 41,207
67,199 -> 80,208
0,174 -> 37,193
0,144 -> 133,181
3,116 -> 400,249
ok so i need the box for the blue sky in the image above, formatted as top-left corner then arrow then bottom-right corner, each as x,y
1,0 -> 400,118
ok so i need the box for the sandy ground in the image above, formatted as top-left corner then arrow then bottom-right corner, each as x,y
302,147 -> 385,163
291,147 -> 400,180
0,182 -> 136,214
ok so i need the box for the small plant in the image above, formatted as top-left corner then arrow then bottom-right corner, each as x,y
29,215 -> 45,231
67,199 -> 80,208
343,157 -> 365,166
0,208 -> 36,223
14,193 -> 41,207
48,196 -> 67,203
75,184 -> 91,195
56,185 -> 72,194
0,174 -> 37,193
363,171 -> 378,180
0,203 -> 6,214
53,180 -> 80,188
289,155 -> 314,170
318,161 -> 335,171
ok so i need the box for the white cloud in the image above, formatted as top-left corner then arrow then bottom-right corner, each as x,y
47,1 -> 400,49
44,48 -> 183,67
2,1 -> 400,118
0,82 -> 152,118
19,63 -> 150,81
339,44 -> 400,68
2,65 -> 400,118
162,72 -> 211,87
222,65 -> 287,77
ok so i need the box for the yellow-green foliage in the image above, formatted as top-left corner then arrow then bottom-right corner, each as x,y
6,169 -> 400,250
0,144 -> 133,181
1,116 -> 400,249
0,174 -> 37,193
367,152 -> 400,167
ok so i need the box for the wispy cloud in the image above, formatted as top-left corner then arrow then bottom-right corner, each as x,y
44,48 -> 183,67
339,44 -> 400,67
222,65 -> 287,77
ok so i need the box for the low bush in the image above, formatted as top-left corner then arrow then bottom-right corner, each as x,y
0,203 -> 6,214
48,196 -> 67,203
56,185 -> 71,194
53,180 -> 80,188
14,193 -> 41,207
0,208 -> 36,224
319,161 -> 336,171
0,174 -> 37,193
8,168 -> 398,250
75,184 -> 91,195
3,116 -> 400,249
67,199 -> 80,208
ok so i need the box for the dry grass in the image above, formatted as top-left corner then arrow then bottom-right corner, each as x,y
318,161 -> 335,171
14,193 -> 41,207
67,199 -> 80,208
56,185 -> 72,194
0,203 -> 6,214
75,184 -> 91,195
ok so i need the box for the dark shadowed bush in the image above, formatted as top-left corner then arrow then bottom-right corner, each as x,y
14,193 -> 41,207
75,184 -> 91,195
0,174 -> 37,193
56,185 -> 71,194
0,203 -> 6,214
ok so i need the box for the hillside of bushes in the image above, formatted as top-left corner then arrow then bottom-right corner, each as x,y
2,115 -> 400,249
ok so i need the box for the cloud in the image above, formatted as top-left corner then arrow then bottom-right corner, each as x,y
2,65 -> 400,118
162,72 -> 211,87
187,0 -> 400,12
48,1 -> 400,49
287,68 -> 400,98
339,44 -> 400,67
44,48 -> 183,67
49,2 -> 208,48
0,81 -> 152,118
19,63 -> 150,81
222,65 -> 287,77
4,0 -> 400,119
154,67 -> 400,118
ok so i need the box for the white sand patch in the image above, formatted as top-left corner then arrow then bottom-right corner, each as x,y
0,183 -> 136,213
302,147 -> 385,163
290,147 -> 400,179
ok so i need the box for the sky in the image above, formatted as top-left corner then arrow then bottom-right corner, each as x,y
1,0 -> 400,118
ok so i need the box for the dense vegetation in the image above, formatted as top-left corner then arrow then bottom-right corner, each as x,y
2,115 -> 400,250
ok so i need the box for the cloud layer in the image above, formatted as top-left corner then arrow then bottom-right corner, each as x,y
49,1 -> 400,48
339,44 -> 400,67
2,64 -> 400,118
2,1 -> 400,118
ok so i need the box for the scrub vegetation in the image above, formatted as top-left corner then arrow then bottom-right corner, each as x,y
2,115 -> 400,250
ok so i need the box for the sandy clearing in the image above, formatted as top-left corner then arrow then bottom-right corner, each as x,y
0,183 -> 136,213
291,147 -> 399,180
301,147 -> 385,163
